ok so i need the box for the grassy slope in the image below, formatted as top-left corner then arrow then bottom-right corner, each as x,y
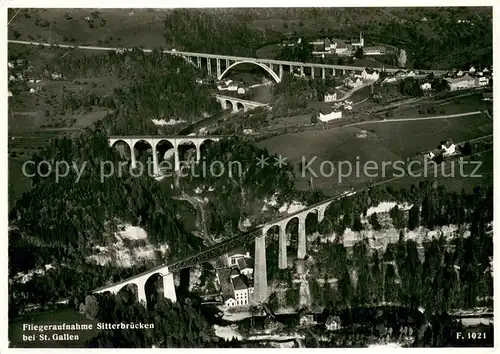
258,113 -> 493,194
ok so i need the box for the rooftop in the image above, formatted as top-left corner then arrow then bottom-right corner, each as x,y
232,275 -> 248,290
227,246 -> 248,257
237,257 -> 254,270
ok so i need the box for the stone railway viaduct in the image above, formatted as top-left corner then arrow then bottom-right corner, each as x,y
108,135 -> 231,174
93,150 -> 356,307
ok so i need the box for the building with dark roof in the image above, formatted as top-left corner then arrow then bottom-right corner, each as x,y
237,257 -> 254,277
226,246 -> 250,266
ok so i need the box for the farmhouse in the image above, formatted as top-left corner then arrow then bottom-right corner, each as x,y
345,77 -> 363,88
421,82 -> 432,91
326,316 -> 342,331
475,76 -> 489,87
445,74 -> 476,91
361,68 -> 380,82
440,140 -> 457,156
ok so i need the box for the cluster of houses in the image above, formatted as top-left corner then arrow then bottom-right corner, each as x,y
305,33 -> 389,57
8,59 -> 64,97
282,33 -> 389,58
343,68 -> 380,88
426,140 -> 458,160
216,247 -> 255,308
442,66 -> 492,91
381,65 -> 492,92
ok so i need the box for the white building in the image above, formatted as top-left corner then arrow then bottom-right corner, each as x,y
237,87 -> 246,95
476,76 -> 489,87
224,297 -> 236,307
383,76 -> 398,84
440,141 -> 456,156
232,275 -> 250,306
326,316 -> 342,331
217,80 -> 238,92
421,82 -> 432,91
318,111 -> 342,122
361,68 -> 379,82
226,247 -> 250,266
345,77 -> 363,88
51,72 -> 62,80
324,92 -> 337,102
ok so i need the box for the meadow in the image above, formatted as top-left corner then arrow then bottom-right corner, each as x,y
258,113 -> 493,195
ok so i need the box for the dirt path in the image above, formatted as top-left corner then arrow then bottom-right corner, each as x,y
343,110 -> 484,129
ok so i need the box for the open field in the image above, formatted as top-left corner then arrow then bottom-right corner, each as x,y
9,308 -> 99,348
258,113 -> 493,195
390,150 -> 493,193
9,9 -> 167,49
377,91 -> 492,120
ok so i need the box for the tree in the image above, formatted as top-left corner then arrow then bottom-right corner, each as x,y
390,205 -> 406,229
370,212 -> 382,231
318,217 -> 333,235
310,112 -> 319,124
85,294 -> 99,319
408,204 -> 420,230
355,47 -> 364,59
461,141 -> 472,155
352,215 -> 363,231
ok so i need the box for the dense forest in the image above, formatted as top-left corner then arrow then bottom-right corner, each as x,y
262,182 -> 493,313
161,8 -> 492,70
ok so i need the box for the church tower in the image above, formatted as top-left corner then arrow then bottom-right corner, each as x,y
360,32 -> 364,47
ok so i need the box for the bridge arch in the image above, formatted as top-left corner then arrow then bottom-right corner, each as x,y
218,60 -> 281,83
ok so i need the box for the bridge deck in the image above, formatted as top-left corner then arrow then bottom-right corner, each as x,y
108,135 -> 232,140
8,40 -> 447,74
